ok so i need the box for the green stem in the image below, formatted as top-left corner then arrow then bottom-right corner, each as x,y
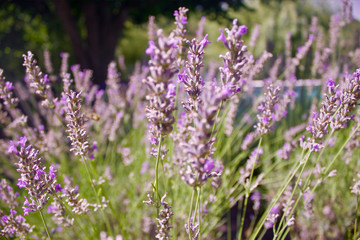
81,156 -> 114,236
238,137 -> 263,240
274,150 -> 312,238
198,187 -> 202,240
154,134 -> 163,213
188,188 -> 196,239
39,209 -> 52,240
238,196 -> 248,240
55,112 -> 67,131
301,130 -> 335,191
277,124 -> 360,239
354,195 -> 358,240
280,227 -> 290,240
325,124 -> 360,174
277,194 -> 301,239
250,162 -> 302,240
258,227 -> 267,240
248,138 -> 263,189
193,188 -> 199,226
210,100 -> 224,137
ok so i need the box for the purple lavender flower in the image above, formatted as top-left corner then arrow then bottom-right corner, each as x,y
0,179 -> 20,209
148,16 -> 156,41
47,198 -> 74,227
71,65 -> 93,93
0,69 -> 19,108
0,209 -> 33,239
10,137 -> 58,215
64,90 -> 89,158
178,34 -> 210,112
255,85 -> 281,136
60,52 -> 70,76
22,51 -> 54,108
43,49 -> 53,75
172,7 -> 189,68
304,69 -> 360,151
143,29 -> 178,143
218,19 -> 248,97
174,84 -> 227,187
251,191 -> 261,211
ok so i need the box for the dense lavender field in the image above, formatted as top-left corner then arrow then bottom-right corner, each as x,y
1,2 -> 360,240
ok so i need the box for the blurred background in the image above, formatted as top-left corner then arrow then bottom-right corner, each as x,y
0,0 -> 359,84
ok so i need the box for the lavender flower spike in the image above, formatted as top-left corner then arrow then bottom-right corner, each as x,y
255,85 -> 281,136
0,209 -> 34,239
65,90 -> 89,158
22,51 -> 54,108
143,29 -> 178,142
10,137 -> 58,215
0,69 -> 19,108
173,7 -> 189,68
176,84 -> 227,187
179,34 -> 210,112
218,19 -> 248,97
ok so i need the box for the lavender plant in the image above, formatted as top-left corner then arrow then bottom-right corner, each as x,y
1,3 -> 360,240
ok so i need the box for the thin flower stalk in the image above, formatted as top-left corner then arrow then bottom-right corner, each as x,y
64,89 -> 113,236
143,27 -> 178,209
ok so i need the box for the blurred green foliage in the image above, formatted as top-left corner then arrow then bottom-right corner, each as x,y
1,0 -> 360,81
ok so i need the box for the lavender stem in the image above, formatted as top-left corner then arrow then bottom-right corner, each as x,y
354,195 -> 358,240
81,156 -> 114,237
250,162 -> 302,240
238,137 -> 263,240
199,187 -> 202,240
188,187 -> 196,239
154,134 -> 163,214
39,209 -> 52,240
211,100 -> 224,137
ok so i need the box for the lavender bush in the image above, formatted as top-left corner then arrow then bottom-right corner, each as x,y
1,3 -> 360,240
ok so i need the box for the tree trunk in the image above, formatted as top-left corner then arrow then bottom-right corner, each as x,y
52,0 -> 128,85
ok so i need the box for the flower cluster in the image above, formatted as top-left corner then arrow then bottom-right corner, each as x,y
47,197 -> 74,227
304,70 -> 360,151
144,30 -> 178,142
350,173 -> 360,196
255,85 -> 281,136
22,51 -> 54,108
0,209 -> 34,239
173,7 -> 189,68
9,136 -> 59,215
175,84 -> 227,187
155,193 -> 174,240
0,69 -> 19,108
0,179 -> 19,209
143,192 -> 174,240
218,19 -> 248,96
71,65 -> 93,93
65,90 -> 89,158
331,70 -> 360,130
178,34 -> 210,112
60,52 -> 70,77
